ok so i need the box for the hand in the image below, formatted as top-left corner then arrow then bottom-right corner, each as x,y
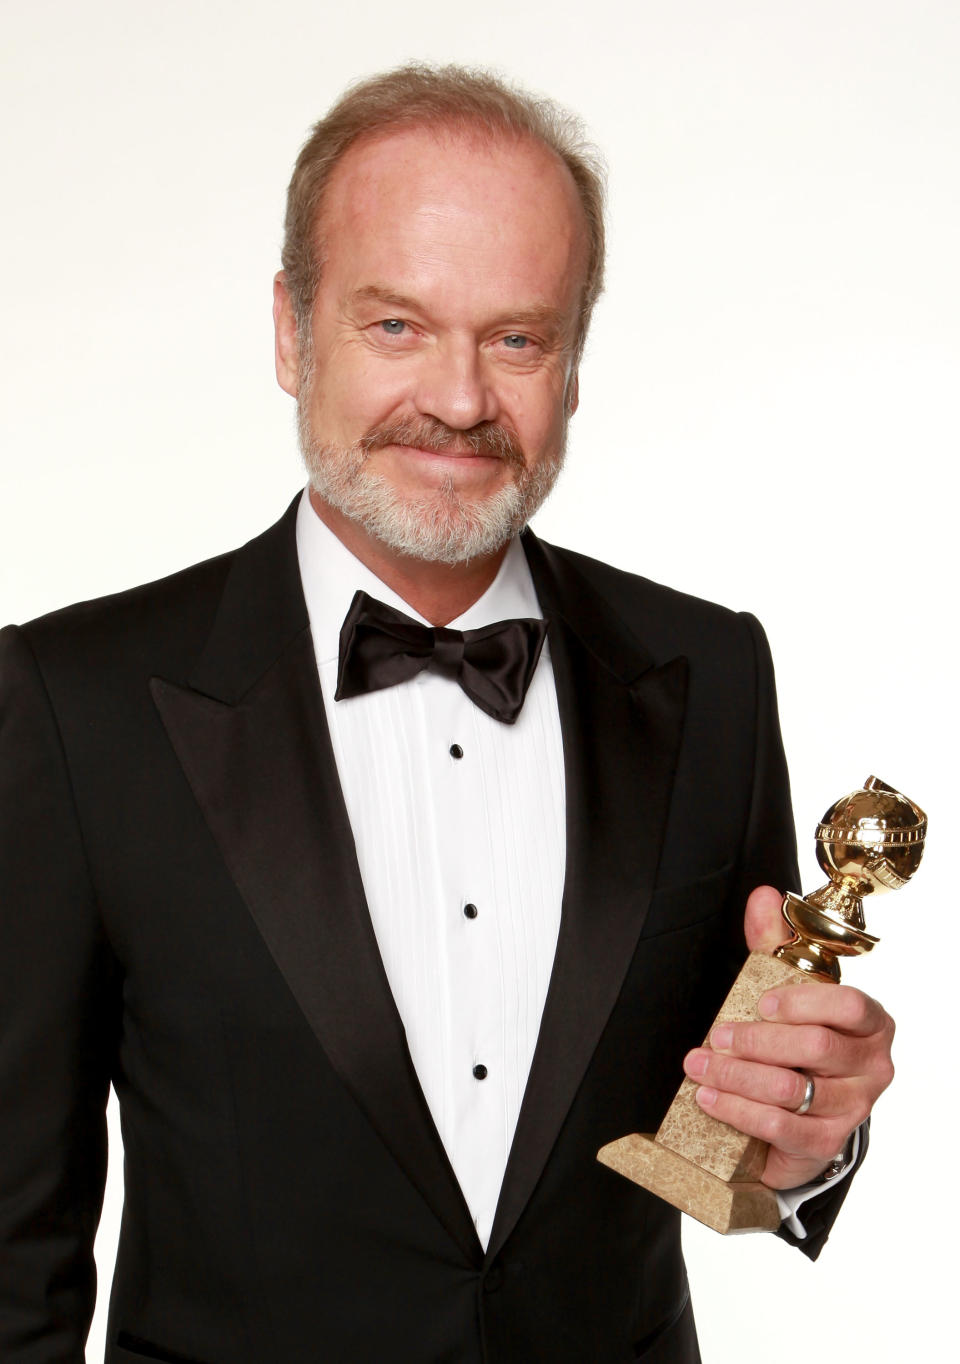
682,885 -> 896,1189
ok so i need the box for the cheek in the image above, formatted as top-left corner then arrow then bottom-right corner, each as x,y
511,387 -> 569,459
310,353 -> 411,436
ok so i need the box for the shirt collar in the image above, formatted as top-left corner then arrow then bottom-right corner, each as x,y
295,488 -> 543,666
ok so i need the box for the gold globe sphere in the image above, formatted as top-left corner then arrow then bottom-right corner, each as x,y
775,776 -> 927,981
815,779 -> 926,903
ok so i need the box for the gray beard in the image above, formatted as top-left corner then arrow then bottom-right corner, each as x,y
297,405 -> 565,566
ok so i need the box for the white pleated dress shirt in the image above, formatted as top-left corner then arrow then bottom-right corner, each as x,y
295,490 -> 849,1245
296,491 -> 565,1248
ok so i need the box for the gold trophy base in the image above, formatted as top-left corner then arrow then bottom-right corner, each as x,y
598,950 -> 816,1234
599,779 -> 927,1234
597,1133 -> 780,1234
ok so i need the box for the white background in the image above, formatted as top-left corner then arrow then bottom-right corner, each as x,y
2,1 -> 956,1359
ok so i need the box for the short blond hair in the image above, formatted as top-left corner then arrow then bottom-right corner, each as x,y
281,63 -> 606,362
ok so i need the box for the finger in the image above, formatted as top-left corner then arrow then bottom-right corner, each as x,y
743,885 -> 792,954
709,1020 -> 873,1078
758,983 -> 893,1038
683,1048 -> 848,1116
693,1086 -> 847,1165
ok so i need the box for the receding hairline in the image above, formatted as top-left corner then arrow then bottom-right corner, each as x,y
281,63 -> 607,362
310,118 -> 592,267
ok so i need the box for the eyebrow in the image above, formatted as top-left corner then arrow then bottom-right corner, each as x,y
351,285 -> 423,312
349,284 -> 572,340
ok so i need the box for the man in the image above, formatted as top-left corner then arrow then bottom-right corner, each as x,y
0,65 -> 894,1362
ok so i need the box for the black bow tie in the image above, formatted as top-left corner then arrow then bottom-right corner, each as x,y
335,590 -> 548,724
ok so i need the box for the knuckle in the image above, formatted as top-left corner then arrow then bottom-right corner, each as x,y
876,1006 -> 895,1042
714,1055 -> 736,1087
775,1071 -> 803,1106
760,1109 -> 786,1144
864,1042 -> 895,1091
839,1086 -> 870,1128
849,1100 -> 871,1128
702,1052 -> 725,1086
807,1026 -> 835,1065
814,1128 -> 843,1161
876,1057 -> 895,1091
836,987 -> 866,1028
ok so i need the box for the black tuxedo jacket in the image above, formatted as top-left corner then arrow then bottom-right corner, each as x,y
0,499 -> 858,1363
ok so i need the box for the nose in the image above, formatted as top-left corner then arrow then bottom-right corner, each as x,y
413,338 -> 499,430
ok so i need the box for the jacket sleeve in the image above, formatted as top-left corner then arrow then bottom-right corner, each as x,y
729,612 -> 800,912
733,612 -> 868,1260
775,1122 -> 869,1259
0,624 -> 118,1358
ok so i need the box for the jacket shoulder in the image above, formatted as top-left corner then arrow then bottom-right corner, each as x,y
534,538 -> 761,663
11,497 -> 302,687
12,547 -> 235,682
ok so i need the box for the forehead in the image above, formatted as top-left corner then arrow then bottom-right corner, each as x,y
315,124 -> 589,321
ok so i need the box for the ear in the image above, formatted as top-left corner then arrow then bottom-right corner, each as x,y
273,271 -> 301,397
566,370 -> 579,415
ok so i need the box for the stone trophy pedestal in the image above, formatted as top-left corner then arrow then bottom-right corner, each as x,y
598,952 -> 813,1233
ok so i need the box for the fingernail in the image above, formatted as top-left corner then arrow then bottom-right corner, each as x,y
684,1050 -> 709,1079
696,1086 -> 718,1108
759,993 -> 780,1018
711,1026 -> 733,1051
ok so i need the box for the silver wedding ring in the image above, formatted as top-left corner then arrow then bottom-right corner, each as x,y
794,1074 -> 815,1115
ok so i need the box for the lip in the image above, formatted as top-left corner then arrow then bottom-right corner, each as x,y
386,444 -> 502,465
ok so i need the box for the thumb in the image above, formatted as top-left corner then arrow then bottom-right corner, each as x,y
743,884 -> 791,954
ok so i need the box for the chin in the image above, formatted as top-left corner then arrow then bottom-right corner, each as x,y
302,436 -> 563,565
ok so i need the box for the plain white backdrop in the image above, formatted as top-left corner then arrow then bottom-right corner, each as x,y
2,2 -> 956,1359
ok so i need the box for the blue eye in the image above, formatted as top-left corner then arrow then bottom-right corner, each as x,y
380,319 -> 406,335
503,334 -> 528,349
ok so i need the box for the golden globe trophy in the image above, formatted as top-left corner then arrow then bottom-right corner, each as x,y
597,776 -> 926,1233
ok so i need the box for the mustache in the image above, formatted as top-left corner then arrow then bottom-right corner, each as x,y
358,417 -> 525,468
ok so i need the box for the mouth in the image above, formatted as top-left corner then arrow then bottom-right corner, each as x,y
379,442 -> 507,469
371,442 -> 512,492
395,444 -> 502,461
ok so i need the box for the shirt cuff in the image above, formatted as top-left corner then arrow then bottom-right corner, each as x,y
774,1125 -> 862,1238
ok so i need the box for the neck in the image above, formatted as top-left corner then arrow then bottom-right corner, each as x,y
308,490 -> 510,626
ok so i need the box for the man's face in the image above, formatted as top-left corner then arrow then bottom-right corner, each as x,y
274,124 -> 588,564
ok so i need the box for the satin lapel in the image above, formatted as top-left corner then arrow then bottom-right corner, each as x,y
151,500 -> 479,1261
486,534 -> 689,1261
